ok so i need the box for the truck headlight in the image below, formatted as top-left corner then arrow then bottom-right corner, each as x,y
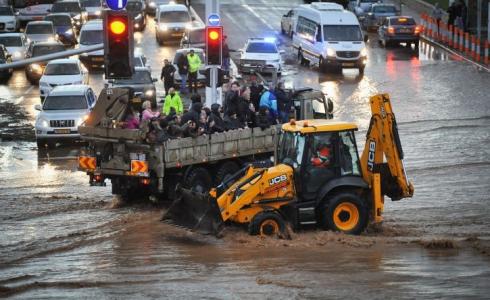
95,10 -> 101,16
326,48 -> 336,57
37,118 -> 49,128
145,90 -> 154,98
360,47 -> 368,57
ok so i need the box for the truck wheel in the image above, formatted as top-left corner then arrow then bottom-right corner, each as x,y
249,211 -> 286,237
215,161 -> 240,185
319,56 -> 327,73
320,192 -> 368,235
184,167 -> 212,193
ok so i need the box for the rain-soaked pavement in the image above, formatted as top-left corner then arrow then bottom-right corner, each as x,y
1,0 -> 490,298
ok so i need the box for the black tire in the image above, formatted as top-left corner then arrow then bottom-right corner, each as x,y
183,167 -> 212,193
413,40 -> 419,49
318,56 -> 327,73
320,192 -> 368,235
248,211 -> 286,237
215,161 -> 240,185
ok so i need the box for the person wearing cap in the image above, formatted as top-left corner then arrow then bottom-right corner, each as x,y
187,49 -> 202,94
160,58 -> 176,96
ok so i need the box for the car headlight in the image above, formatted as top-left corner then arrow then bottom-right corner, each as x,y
37,117 -> 49,128
74,14 -> 81,19
185,23 -> 192,30
30,64 -> 43,73
76,114 -> 89,126
65,29 -> 73,35
360,47 -> 368,57
159,24 -> 168,31
149,2 -> 156,7
95,10 -> 101,16
145,90 -> 155,97
12,51 -> 22,58
326,48 -> 336,57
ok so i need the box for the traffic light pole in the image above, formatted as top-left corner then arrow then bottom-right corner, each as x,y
206,0 -> 220,106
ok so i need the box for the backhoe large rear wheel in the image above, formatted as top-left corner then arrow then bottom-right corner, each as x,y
215,161 -> 240,185
249,211 -> 286,237
321,192 -> 368,235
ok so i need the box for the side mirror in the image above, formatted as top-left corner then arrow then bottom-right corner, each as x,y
364,35 -> 368,42
34,104 -> 42,111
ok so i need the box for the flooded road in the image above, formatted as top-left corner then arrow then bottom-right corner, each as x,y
1,0 -> 490,298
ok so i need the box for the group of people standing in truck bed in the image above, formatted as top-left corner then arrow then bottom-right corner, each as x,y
120,79 -> 292,144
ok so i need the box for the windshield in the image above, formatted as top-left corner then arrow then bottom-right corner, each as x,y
26,24 -> 53,34
113,70 -> 152,84
159,11 -> 189,23
0,36 -> 22,47
43,95 -> 87,110
0,6 -> 14,15
80,29 -> 102,45
373,5 -> 397,13
173,52 -> 204,64
44,63 -> 80,75
45,15 -> 72,26
277,131 -> 305,167
126,1 -> 142,11
187,29 -> 205,43
80,0 -> 100,7
339,131 -> 361,176
391,17 -> 416,26
32,44 -> 64,56
51,2 -> 81,12
323,25 -> 362,42
246,42 -> 277,53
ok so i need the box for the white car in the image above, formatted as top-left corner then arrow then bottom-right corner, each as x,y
155,3 -> 192,45
80,0 -> 103,20
34,85 -> 97,147
39,59 -> 89,101
0,33 -> 28,62
172,48 -> 205,84
25,21 -> 58,43
239,38 -> 284,74
78,19 -> 103,69
281,8 -> 299,38
0,6 -> 20,32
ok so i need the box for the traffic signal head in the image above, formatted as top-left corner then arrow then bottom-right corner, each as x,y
104,10 -> 134,79
206,26 -> 222,66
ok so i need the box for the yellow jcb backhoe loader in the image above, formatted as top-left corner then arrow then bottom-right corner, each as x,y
164,94 -> 414,236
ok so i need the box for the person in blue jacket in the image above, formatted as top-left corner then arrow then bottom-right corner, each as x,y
259,83 -> 278,124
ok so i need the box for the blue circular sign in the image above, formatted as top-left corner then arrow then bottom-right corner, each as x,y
106,0 -> 127,10
208,14 -> 220,26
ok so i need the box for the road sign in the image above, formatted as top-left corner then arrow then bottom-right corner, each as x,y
105,0 -> 127,10
208,13 -> 220,26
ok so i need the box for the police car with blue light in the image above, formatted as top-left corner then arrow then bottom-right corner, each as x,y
239,37 -> 284,74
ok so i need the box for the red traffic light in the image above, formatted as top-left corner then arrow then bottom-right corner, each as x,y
110,20 -> 126,35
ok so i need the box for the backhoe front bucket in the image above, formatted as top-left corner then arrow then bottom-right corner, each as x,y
162,188 -> 223,236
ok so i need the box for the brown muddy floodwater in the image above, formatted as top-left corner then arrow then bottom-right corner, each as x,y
1,43 -> 490,298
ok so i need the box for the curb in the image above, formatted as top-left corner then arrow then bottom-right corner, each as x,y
421,36 -> 490,72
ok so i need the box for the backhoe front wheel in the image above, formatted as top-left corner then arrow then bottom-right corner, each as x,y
321,192 -> 368,235
249,211 -> 286,237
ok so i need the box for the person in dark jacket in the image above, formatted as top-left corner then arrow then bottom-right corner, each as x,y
160,59 -> 176,95
223,81 -> 240,115
208,103 -> 225,133
167,115 -> 183,138
250,80 -> 263,110
275,82 -> 291,123
237,86 -> 256,128
181,120 -> 199,138
224,109 -> 244,130
256,106 -> 272,130
181,101 -> 202,125
447,1 -> 457,26
177,52 -> 189,94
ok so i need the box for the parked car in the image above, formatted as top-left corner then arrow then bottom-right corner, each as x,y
126,0 -> 146,31
80,0 -> 102,20
353,0 -> 381,18
44,13 -> 78,46
362,3 -> 399,31
0,33 -> 28,62
107,67 -> 157,106
154,3 -> 192,45
378,16 -> 421,48
25,21 -> 58,43
172,48 -> 205,85
78,19 -> 103,69
180,26 -> 205,49
239,38 -> 284,74
0,44 -> 13,82
34,85 -> 97,147
25,41 -> 65,84
39,59 -> 89,101
50,0 -> 88,30
0,6 -> 20,32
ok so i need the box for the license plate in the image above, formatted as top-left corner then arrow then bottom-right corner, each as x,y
93,57 -> 104,62
171,33 -> 181,37
399,28 -> 411,33
54,129 -> 70,134
342,62 -> 355,67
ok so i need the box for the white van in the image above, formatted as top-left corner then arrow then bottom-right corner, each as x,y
78,19 -> 103,69
154,4 -> 192,45
292,2 -> 368,74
